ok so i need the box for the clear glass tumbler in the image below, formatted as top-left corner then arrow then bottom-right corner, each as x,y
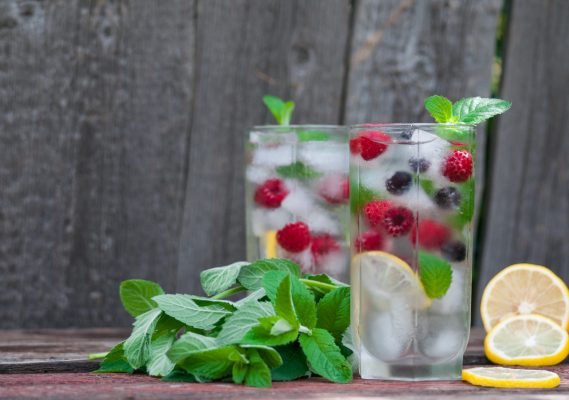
350,123 -> 475,380
245,125 -> 350,281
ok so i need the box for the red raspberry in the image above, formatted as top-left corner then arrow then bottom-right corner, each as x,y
363,200 -> 393,228
382,206 -> 414,236
277,222 -> 311,253
254,179 -> 289,208
442,150 -> 473,183
311,234 -> 340,263
318,175 -> 349,205
354,230 -> 384,252
349,130 -> 391,161
411,219 -> 451,250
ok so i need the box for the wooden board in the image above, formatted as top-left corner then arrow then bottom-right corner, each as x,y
476,0 -> 569,322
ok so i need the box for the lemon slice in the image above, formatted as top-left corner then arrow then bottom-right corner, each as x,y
351,251 -> 431,309
462,367 -> 560,388
484,314 -> 569,366
263,230 -> 277,258
481,263 -> 569,332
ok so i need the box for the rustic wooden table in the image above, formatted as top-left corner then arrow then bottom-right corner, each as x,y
0,328 -> 567,399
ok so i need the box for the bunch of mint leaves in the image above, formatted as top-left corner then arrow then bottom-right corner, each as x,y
93,259 -> 353,387
424,95 -> 511,124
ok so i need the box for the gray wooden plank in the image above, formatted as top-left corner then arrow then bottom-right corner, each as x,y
0,0 -> 195,328
176,0 -> 351,294
476,0 -> 569,324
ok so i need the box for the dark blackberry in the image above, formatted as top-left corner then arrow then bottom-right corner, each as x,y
441,240 -> 466,262
399,128 -> 414,140
408,157 -> 431,173
385,171 -> 413,195
434,187 -> 461,209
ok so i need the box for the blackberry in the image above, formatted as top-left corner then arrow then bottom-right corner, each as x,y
399,128 -> 414,140
434,187 -> 461,209
408,157 -> 431,173
386,171 -> 412,195
441,240 -> 466,262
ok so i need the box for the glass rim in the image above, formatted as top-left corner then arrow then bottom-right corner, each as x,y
350,122 -> 475,129
252,124 -> 345,130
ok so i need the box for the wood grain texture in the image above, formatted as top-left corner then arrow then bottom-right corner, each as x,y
176,0 -> 351,294
476,0 -> 569,323
0,0 -> 194,328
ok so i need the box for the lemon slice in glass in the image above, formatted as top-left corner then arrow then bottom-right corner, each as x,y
462,367 -> 560,388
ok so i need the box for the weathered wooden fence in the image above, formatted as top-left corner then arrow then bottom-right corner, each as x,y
0,0 -> 567,328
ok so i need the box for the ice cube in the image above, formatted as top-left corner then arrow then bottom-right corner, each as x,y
251,144 -> 295,167
245,165 -> 272,185
280,247 -> 314,273
420,327 -> 466,360
299,141 -> 348,173
251,208 -> 292,235
306,207 -> 342,235
411,129 -> 451,186
315,248 -> 348,279
280,185 -> 316,220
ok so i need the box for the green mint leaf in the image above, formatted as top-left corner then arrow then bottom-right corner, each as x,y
200,261 -> 249,296
262,96 -> 295,126
419,251 -> 453,299
424,95 -> 454,123
273,274 -> 299,327
146,333 -> 175,377
263,270 -> 289,303
94,341 -> 134,373
452,97 -> 512,124
167,332 -> 217,364
238,259 -> 300,291
434,125 -> 475,144
270,318 -> 294,336
187,296 -> 237,312
153,294 -> 231,330
216,300 -> 275,346
298,328 -> 352,383
153,314 -> 184,337
297,130 -> 330,141
350,183 -> 380,214
235,288 -> 267,308
241,345 -> 283,369
448,179 -> 475,229
119,279 -> 164,317
316,287 -> 350,342
271,343 -> 309,381
419,178 -> 436,197
281,101 -> 295,126
178,346 -> 237,380
162,369 -> 199,382
291,276 -> 317,329
241,318 -> 298,347
276,161 -> 321,180
124,308 -> 162,369
232,362 -> 248,385
244,349 -> 272,388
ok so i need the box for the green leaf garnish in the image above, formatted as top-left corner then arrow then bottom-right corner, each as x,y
200,261 -> 249,296
296,130 -> 330,141
424,95 -> 511,124
262,95 -> 295,126
124,308 -> 162,369
298,328 -> 352,383
419,251 -> 453,299
270,343 -> 309,381
216,300 -> 274,346
153,294 -> 231,330
350,183 -> 380,214
276,161 -> 321,180
238,259 -> 300,291
120,279 -> 164,317
94,342 -> 134,373
316,287 -> 350,342
146,334 -> 176,377
424,95 -> 455,123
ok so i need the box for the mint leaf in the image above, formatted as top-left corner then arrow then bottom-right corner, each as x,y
262,95 -> 295,126
120,279 -> 164,317
263,270 -> 288,303
238,259 -> 300,291
291,277 -> 317,329
350,183 -> 380,214
448,179 -> 475,229
235,288 -> 267,308
270,318 -> 294,335
419,251 -> 453,299
298,328 -> 352,383
124,308 -> 162,369
281,101 -> 295,126
244,349 -> 272,388
232,362 -> 248,384
162,369 -> 199,382
297,130 -> 330,141
241,345 -> 283,369
178,346 -> 237,380
276,161 -> 321,180
216,300 -> 275,345
271,343 -> 309,381
242,316 -> 298,347
419,178 -> 436,197
274,274 -> 299,327
188,296 -> 236,312
452,97 -> 511,124
94,341 -> 134,373
200,262 -> 248,296
425,95 -> 454,123
316,287 -> 350,342
153,294 -> 231,330
147,333 -> 175,377
167,332 -> 217,363
434,125 -> 475,144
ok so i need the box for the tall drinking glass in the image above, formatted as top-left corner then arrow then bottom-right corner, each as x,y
245,125 -> 350,281
350,124 -> 475,380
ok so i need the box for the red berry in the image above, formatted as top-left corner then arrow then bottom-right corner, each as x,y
354,230 -> 384,252
277,222 -> 311,253
443,150 -> 473,183
254,179 -> 289,208
363,200 -> 393,228
311,234 -> 340,263
382,206 -> 414,236
318,175 -> 349,205
349,130 -> 391,161
411,219 -> 451,250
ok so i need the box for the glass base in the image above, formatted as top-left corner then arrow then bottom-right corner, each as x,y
359,352 -> 463,381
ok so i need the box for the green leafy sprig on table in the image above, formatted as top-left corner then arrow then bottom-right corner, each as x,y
93,259 -> 353,387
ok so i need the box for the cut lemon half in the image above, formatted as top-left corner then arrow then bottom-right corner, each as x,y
485,314 -> 569,366
462,367 -> 560,389
481,263 -> 569,332
351,251 -> 431,309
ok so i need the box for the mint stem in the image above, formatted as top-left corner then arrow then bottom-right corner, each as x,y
88,352 -> 109,360
298,326 -> 313,336
211,286 -> 247,300
299,279 -> 337,292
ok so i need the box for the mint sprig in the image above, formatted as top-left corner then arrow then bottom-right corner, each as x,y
93,258 -> 352,387
419,251 -> 453,299
263,95 -> 295,126
276,161 -> 321,180
425,95 -> 511,124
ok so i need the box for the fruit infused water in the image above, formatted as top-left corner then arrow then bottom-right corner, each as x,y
350,124 -> 475,380
245,126 -> 349,281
